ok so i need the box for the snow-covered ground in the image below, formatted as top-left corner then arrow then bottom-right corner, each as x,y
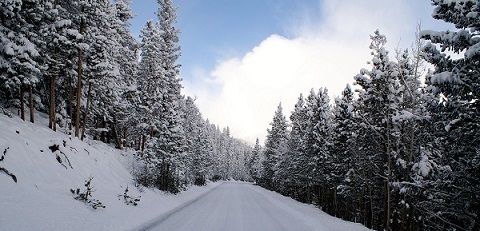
0,112 -> 370,231
0,112 -> 222,230
137,182 -> 371,231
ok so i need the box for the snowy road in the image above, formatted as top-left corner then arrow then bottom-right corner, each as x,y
135,182 -> 369,231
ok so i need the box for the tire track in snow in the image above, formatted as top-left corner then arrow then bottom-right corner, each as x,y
133,182 -> 225,231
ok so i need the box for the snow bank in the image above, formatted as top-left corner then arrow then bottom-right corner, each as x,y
0,112 -> 221,231
250,185 -> 371,231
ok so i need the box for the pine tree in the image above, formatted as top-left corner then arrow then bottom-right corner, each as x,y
420,1 -> 480,230
353,30 -> 402,230
311,88 -> 334,211
286,94 -> 309,201
39,0 -> 73,131
332,84 -> 359,219
249,138 -> 263,183
113,0 -> 138,148
261,103 -> 288,190
0,0 -> 41,122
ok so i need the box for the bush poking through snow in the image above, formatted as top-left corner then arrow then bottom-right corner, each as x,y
49,143 -> 73,169
118,186 -> 141,206
0,147 -> 17,183
70,177 -> 105,209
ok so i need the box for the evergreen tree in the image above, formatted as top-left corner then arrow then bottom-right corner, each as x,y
261,103 -> 288,190
286,94 -> 309,201
113,0 -> 138,148
353,30 -> 402,230
332,84 -> 359,219
249,138 -> 263,183
0,0 -> 41,122
421,1 -> 480,229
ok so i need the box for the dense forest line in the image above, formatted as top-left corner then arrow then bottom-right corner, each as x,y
253,1 -> 479,231
0,0 -> 253,193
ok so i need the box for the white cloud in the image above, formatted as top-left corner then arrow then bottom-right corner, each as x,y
183,0 -> 438,144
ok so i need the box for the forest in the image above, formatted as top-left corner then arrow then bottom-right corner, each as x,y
0,0 -> 253,194
0,0 -> 479,231
254,1 -> 479,230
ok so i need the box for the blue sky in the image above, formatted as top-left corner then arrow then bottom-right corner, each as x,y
130,0 -> 452,144
131,0 -> 321,76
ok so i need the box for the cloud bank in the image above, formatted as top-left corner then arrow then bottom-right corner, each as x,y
183,0 -> 436,144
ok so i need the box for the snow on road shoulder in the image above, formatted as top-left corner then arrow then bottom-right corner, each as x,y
250,184 -> 371,231
0,113 -> 222,231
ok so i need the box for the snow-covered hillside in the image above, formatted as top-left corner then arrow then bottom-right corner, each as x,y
0,112 -> 222,230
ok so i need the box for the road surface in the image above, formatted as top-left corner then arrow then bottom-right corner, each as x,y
135,182 -> 368,231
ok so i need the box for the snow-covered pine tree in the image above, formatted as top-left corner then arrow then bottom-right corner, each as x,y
310,88 -> 334,212
113,0 -> 138,148
286,94 -> 309,201
15,0 -> 51,124
420,1 -> 480,230
60,0 -> 91,138
38,1 -> 74,131
135,19 -> 164,187
353,30 -> 402,230
155,0 -> 185,193
183,96 -> 211,185
390,45 -> 430,230
301,89 -> 321,202
261,103 -> 288,190
300,88 -> 333,206
82,0 -> 121,142
332,84 -> 359,219
249,138 -> 263,183
0,0 -> 41,122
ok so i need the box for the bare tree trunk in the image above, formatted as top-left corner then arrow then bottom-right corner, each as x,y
28,85 -> 34,123
101,117 -> 106,142
124,126 -> 128,149
75,19 -> 85,138
81,82 -> 92,141
385,117 -> 392,231
111,116 -> 122,149
20,85 -> 25,121
334,185 -> 338,217
141,135 -> 145,151
165,164 -> 170,191
68,74 -> 73,133
138,135 -> 142,151
49,72 -> 56,130
366,186 -> 373,229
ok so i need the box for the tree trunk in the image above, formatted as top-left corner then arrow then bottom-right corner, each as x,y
334,185 -> 338,217
366,186 -> 373,228
49,71 -> 56,130
141,134 -> 145,151
123,126 -> 128,149
101,116 -> 106,142
111,118 -> 122,149
75,49 -> 83,138
75,19 -> 85,138
20,85 -> 25,121
161,161 -> 165,190
28,84 -> 34,123
138,135 -> 142,151
81,82 -> 92,141
165,164 -> 170,191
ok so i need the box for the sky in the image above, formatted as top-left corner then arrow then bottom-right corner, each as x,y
130,0 -> 453,144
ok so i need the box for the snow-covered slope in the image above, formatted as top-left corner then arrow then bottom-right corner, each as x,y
0,113 -> 221,231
